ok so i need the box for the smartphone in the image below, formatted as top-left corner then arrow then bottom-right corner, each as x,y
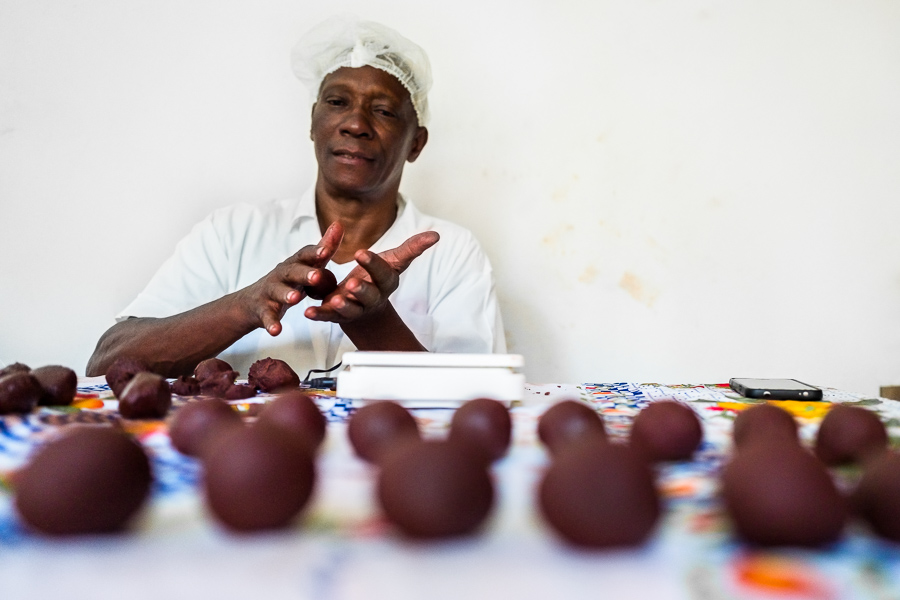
729,378 -> 823,401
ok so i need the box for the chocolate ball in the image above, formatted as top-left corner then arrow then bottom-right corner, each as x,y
248,358 -> 300,392
168,398 -> 244,458
224,383 -> 257,400
853,451 -> 900,542
203,426 -> 316,531
0,362 -> 31,377
732,403 -> 799,450
629,400 -> 703,462
31,365 -> 77,406
537,400 -> 606,455
193,358 -> 235,382
119,372 -> 172,419
377,439 -> 494,539
304,269 -> 338,300
255,392 -> 326,453
199,370 -> 237,397
449,398 -> 511,463
0,372 -> 42,414
14,427 -> 152,535
539,439 -> 660,548
348,401 -> 420,463
815,404 -> 888,465
105,356 -> 150,398
721,442 -> 847,547
171,375 -> 200,396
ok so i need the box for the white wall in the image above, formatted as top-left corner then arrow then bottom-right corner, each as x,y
2,0 -> 898,395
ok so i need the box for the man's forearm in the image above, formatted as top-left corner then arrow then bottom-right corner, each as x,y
339,301 -> 427,352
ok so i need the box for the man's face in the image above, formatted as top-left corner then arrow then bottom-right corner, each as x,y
311,65 -> 427,199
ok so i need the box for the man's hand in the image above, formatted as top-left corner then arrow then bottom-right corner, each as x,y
236,222 -> 344,336
303,231 -> 440,324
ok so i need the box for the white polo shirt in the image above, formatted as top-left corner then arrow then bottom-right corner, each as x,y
117,187 -> 506,378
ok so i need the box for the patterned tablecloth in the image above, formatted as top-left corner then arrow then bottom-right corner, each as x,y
1,379 -> 899,600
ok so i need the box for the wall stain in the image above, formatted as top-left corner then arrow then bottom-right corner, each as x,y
578,265 -> 597,284
619,271 -> 659,308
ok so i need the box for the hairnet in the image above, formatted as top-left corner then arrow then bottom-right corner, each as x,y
291,15 -> 432,127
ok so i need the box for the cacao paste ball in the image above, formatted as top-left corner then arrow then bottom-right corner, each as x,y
304,269 -> 338,300
224,383 -> 257,400
199,371 -> 238,397
853,451 -> 900,542
168,398 -> 244,458
255,391 -> 326,454
815,404 -> 888,465
203,426 -> 316,531
721,442 -> 847,547
377,439 -> 494,539
539,439 -> 660,548
14,426 -> 152,535
449,398 -> 511,463
537,400 -> 606,455
171,375 -> 200,396
629,400 -> 703,462
105,356 -> 150,398
732,403 -> 799,450
0,362 -> 31,377
31,365 -> 78,406
348,401 -> 420,464
0,372 -> 42,414
193,358 -> 236,382
119,372 -> 172,419
248,358 -> 300,392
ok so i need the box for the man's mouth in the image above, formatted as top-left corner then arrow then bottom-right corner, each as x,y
332,149 -> 374,163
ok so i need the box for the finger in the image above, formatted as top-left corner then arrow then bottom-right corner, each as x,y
315,221 -> 344,264
341,276 -> 381,306
377,231 -> 440,274
260,308 -> 283,336
354,251 -> 398,293
269,282 -> 303,306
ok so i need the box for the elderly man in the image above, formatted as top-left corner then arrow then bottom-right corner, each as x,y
86,16 -> 505,379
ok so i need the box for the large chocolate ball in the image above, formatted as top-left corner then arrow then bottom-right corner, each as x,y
193,358 -> 235,382
815,404 -> 888,465
105,356 -> 150,398
255,392 -> 326,454
539,439 -> 660,548
119,372 -> 172,419
168,398 -> 244,458
0,372 -> 42,414
853,451 -> 900,542
203,426 -> 316,531
377,439 -> 494,539
304,269 -> 338,300
347,401 -> 420,463
449,398 -> 511,463
721,442 -> 846,547
14,427 -> 152,535
248,358 -> 300,392
629,400 -> 703,462
537,400 -> 606,455
0,362 -> 31,377
31,365 -> 78,406
732,403 -> 799,450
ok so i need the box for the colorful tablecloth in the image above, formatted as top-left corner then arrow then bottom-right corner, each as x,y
1,380 -> 899,600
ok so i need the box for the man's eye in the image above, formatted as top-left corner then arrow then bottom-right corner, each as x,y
325,98 -> 345,106
376,108 -> 396,118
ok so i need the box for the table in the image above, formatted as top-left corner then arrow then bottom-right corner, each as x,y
1,380 -> 899,600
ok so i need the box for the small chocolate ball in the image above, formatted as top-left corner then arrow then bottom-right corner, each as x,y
168,398 -> 244,458
449,398 -> 511,463
255,392 -> 326,453
815,404 -> 888,465
119,372 -> 172,419
304,269 -> 338,300
629,401 -> 703,462
224,383 -> 257,400
732,403 -> 799,450
199,370 -> 237,397
193,358 -> 235,382
0,362 -> 31,377
203,426 -> 316,531
539,439 -> 660,548
377,439 -> 494,539
537,400 -> 606,455
853,451 -> 900,542
14,427 -> 152,535
721,442 -> 846,547
348,401 -> 420,463
248,358 -> 300,392
0,372 -> 42,414
31,365 -> 78,406
105,356 -> 150,398
171,375 -> 200,396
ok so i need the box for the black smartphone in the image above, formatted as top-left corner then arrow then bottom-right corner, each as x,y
729,378 -> 823,401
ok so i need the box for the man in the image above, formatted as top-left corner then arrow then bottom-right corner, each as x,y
86,16 -> 505,379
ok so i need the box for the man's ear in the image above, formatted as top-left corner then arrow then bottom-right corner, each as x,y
309,102 -> 317,141
406,127 -> 429,163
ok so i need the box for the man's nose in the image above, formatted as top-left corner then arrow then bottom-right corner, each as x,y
340,105 -> 373,138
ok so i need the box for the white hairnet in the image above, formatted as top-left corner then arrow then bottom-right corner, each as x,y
291,15 -> 432,127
